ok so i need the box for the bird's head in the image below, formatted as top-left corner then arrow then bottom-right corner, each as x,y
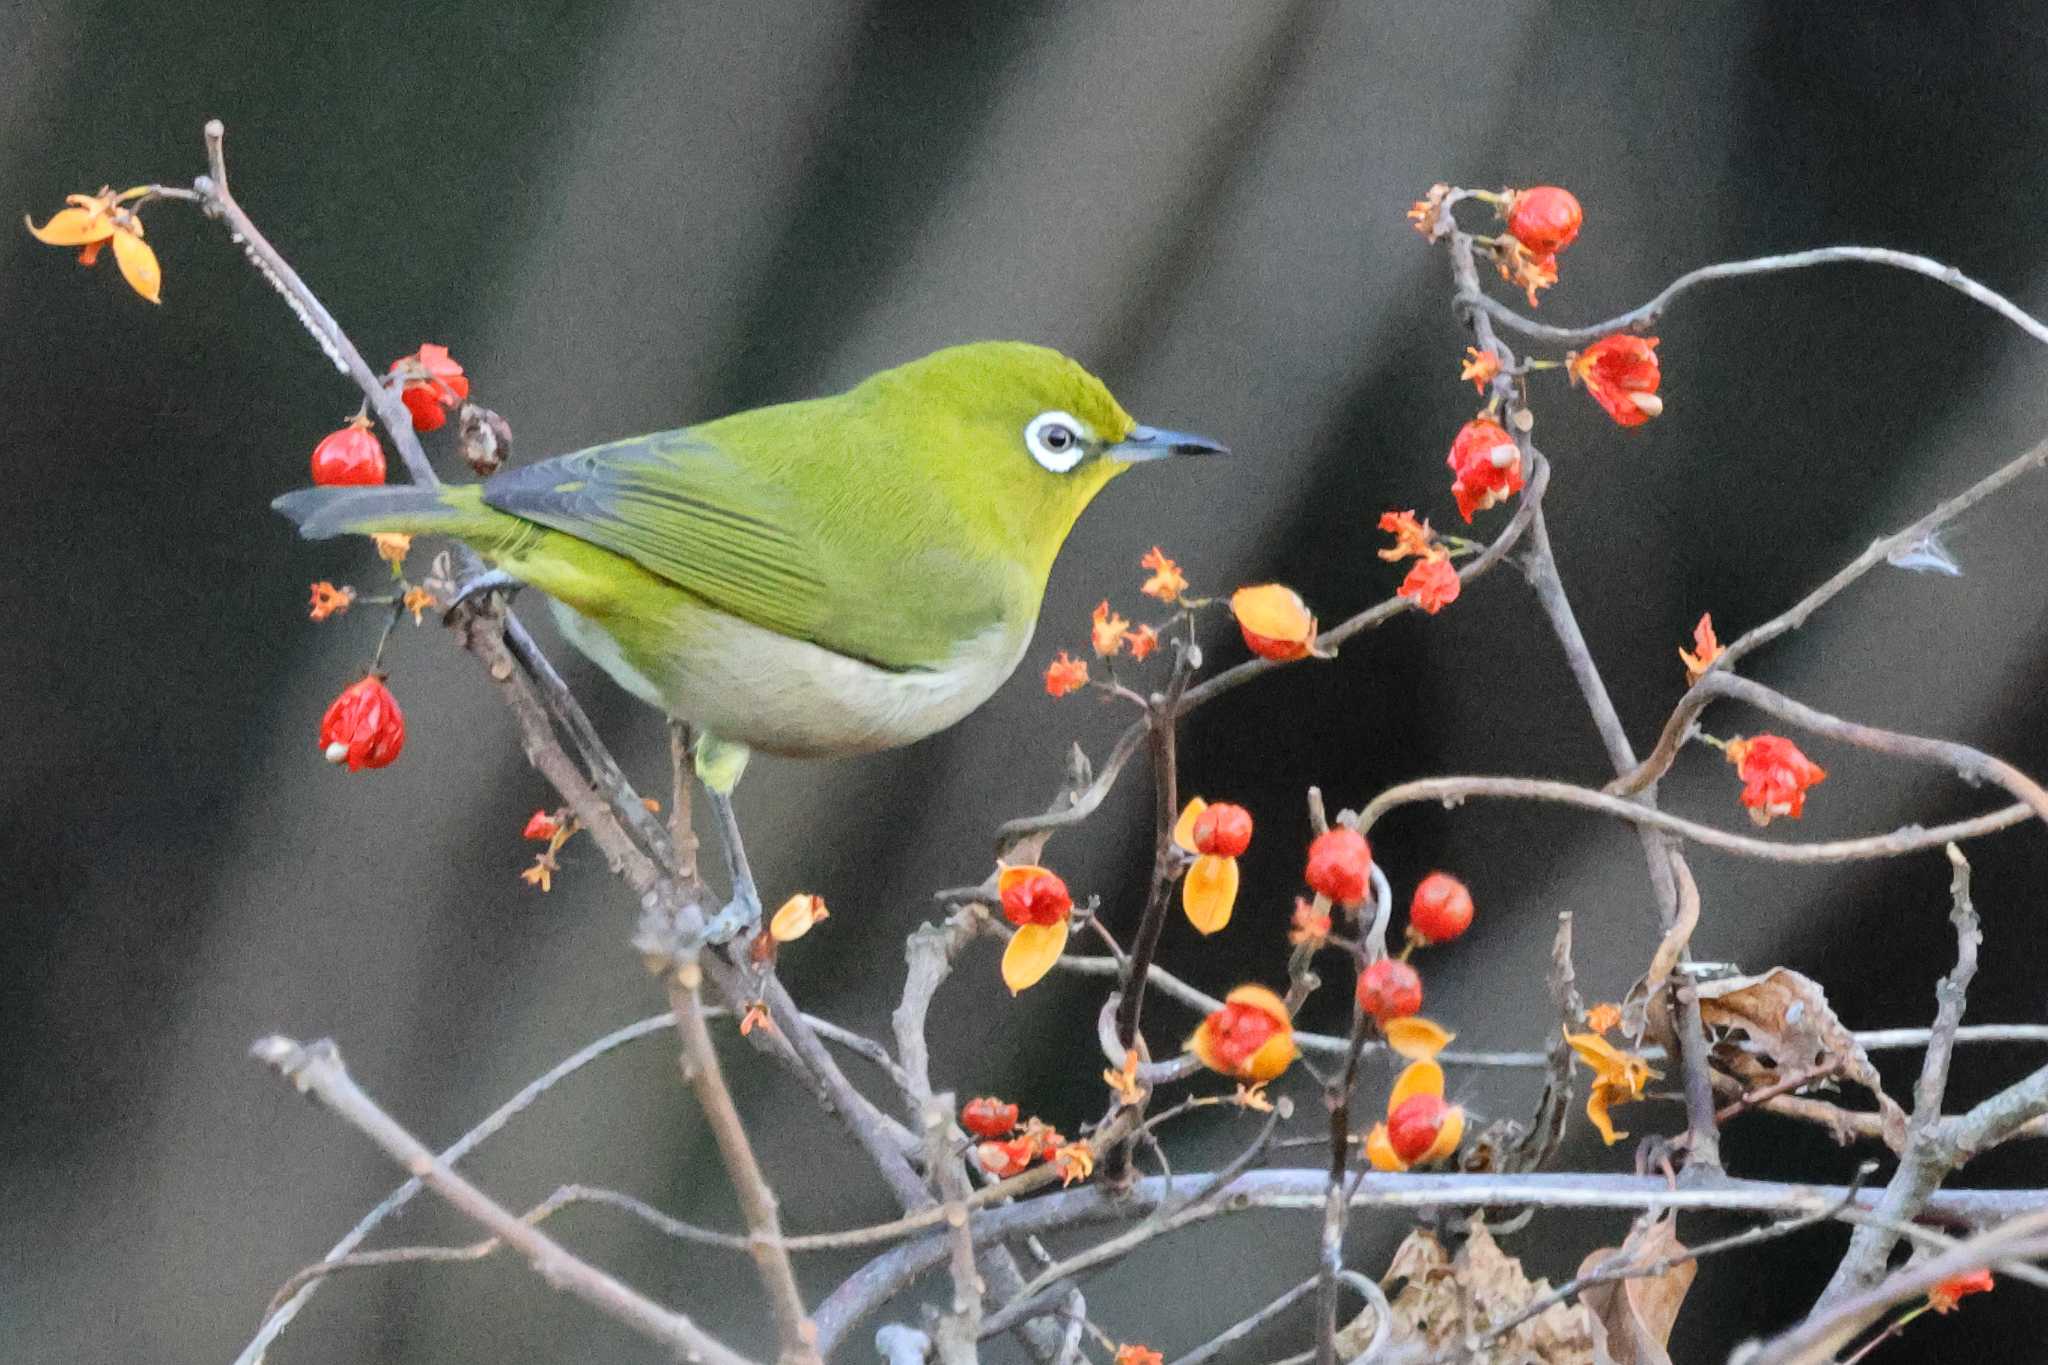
853,341 -> 1226,578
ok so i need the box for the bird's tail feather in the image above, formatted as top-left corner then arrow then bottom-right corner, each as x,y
271,484 -> 508,544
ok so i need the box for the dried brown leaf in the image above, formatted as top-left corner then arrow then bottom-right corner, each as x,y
1384,1222 -> 1600,1363
1578,1214 -> 1696,1365
1695,967 -> 1907,1149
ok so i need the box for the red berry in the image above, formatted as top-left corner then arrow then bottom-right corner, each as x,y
1192,803 -> 1253,857
522,810 -> 561,842
1200,1000 -> 1285,1074
1409,873 -> 1474,944
389,343 -> 471,433
1356,958 -> 1423,1023
318,675 -> 405,771
400,383 -> 449,432
1569,334 -> 1663,427
1446,418 -> 1524,524
975,1136 -> 1036,1178
310,418 -> 386,486
1505,186 -> 1582,256
999,868 -> 1072,927
960,1096 -> 1020,1138
1386,1093 -> 1450,1164
1304,828 -> 1372,904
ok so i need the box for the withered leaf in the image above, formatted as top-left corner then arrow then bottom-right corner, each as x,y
1578,1213 -> 1696,1365
1695,967 -> 1907,1150
1384,1221 -> 1600,1363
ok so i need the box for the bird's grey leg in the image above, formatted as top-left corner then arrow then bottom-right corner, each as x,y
699,789 -> 763,943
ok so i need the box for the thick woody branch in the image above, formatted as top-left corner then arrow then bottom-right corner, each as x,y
251,1036 -> 758,1365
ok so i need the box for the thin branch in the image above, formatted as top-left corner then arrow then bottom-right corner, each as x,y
1358,774 -> 2030,864
263,1181 -> 761,1310
1455,225 -> 1723,1169
1112,654 -> 1191,1054
1714,1059 -> 1847,1127
236,1010 -> 676,1364
811,1170 -> 2048,1357
1713,431 -> 2048,676
1168,1277 -> 1319,1365
1317,1010 -> 1374,1365
1741,1213 -> 2048,1365
1615,674 -> 2048,833
924,1098 -> 984,1365
251,1036 -> 758,1365
1820,845 -> 1983,1305
671,967 -> 821,1364
994,445 -> 1553,851
890,910 -> 1070,1363
1468,245 -> 2048,350
1051,953 -> 2048,1067
976,1105 -> 1289,1342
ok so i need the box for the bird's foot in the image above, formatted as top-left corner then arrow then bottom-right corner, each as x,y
700,885 -> 764,945
699,782 -> 766,944
443,568 -> 522,620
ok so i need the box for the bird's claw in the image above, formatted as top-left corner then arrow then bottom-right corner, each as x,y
443,569 -> 521,621
702,888 -> 763,945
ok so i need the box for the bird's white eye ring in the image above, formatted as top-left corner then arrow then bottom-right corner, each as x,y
1025,410 -> 1088,473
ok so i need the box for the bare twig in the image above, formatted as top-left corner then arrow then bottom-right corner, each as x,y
1113,653 -> 1193,1054
1741,1211 -> 2048,1365
994,445 -> 1553,851
1052,952 -> 2048,1067
1358,774 -> 2029,864
1168,1277 -> 1319,1365
1497,913 -> 1583,1172
264,1181 -> 761,1310
1449,223 -> 1723,1169
1615,674 -> 2048,831
1317,1010 -> 1374,1365
1468,245 -> 2048,350
238,1011 -> 675,1363
1819,845 -> 1983,1305
251,1036 -> 758,1365
672,967 -> 821,1364
924,1097 -> 984,1365
1713,1059 -> 1847,1127
976,1104 -> 1290,1342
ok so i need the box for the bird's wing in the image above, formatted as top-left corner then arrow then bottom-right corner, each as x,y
481,429 -> 1007,672
483,429 -> 830,640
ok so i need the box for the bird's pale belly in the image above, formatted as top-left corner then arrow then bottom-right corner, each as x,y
549,597 -> 1031,758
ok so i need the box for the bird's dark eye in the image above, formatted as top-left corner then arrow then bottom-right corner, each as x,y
1025,410 -> 1088,472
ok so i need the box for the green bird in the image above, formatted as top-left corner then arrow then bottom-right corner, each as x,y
274,341 -> 1223,792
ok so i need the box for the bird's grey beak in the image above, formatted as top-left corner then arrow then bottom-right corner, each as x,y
1107,424 -> 1229,462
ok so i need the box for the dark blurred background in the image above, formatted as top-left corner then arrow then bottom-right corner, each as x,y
6,3 -> 2048,1361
